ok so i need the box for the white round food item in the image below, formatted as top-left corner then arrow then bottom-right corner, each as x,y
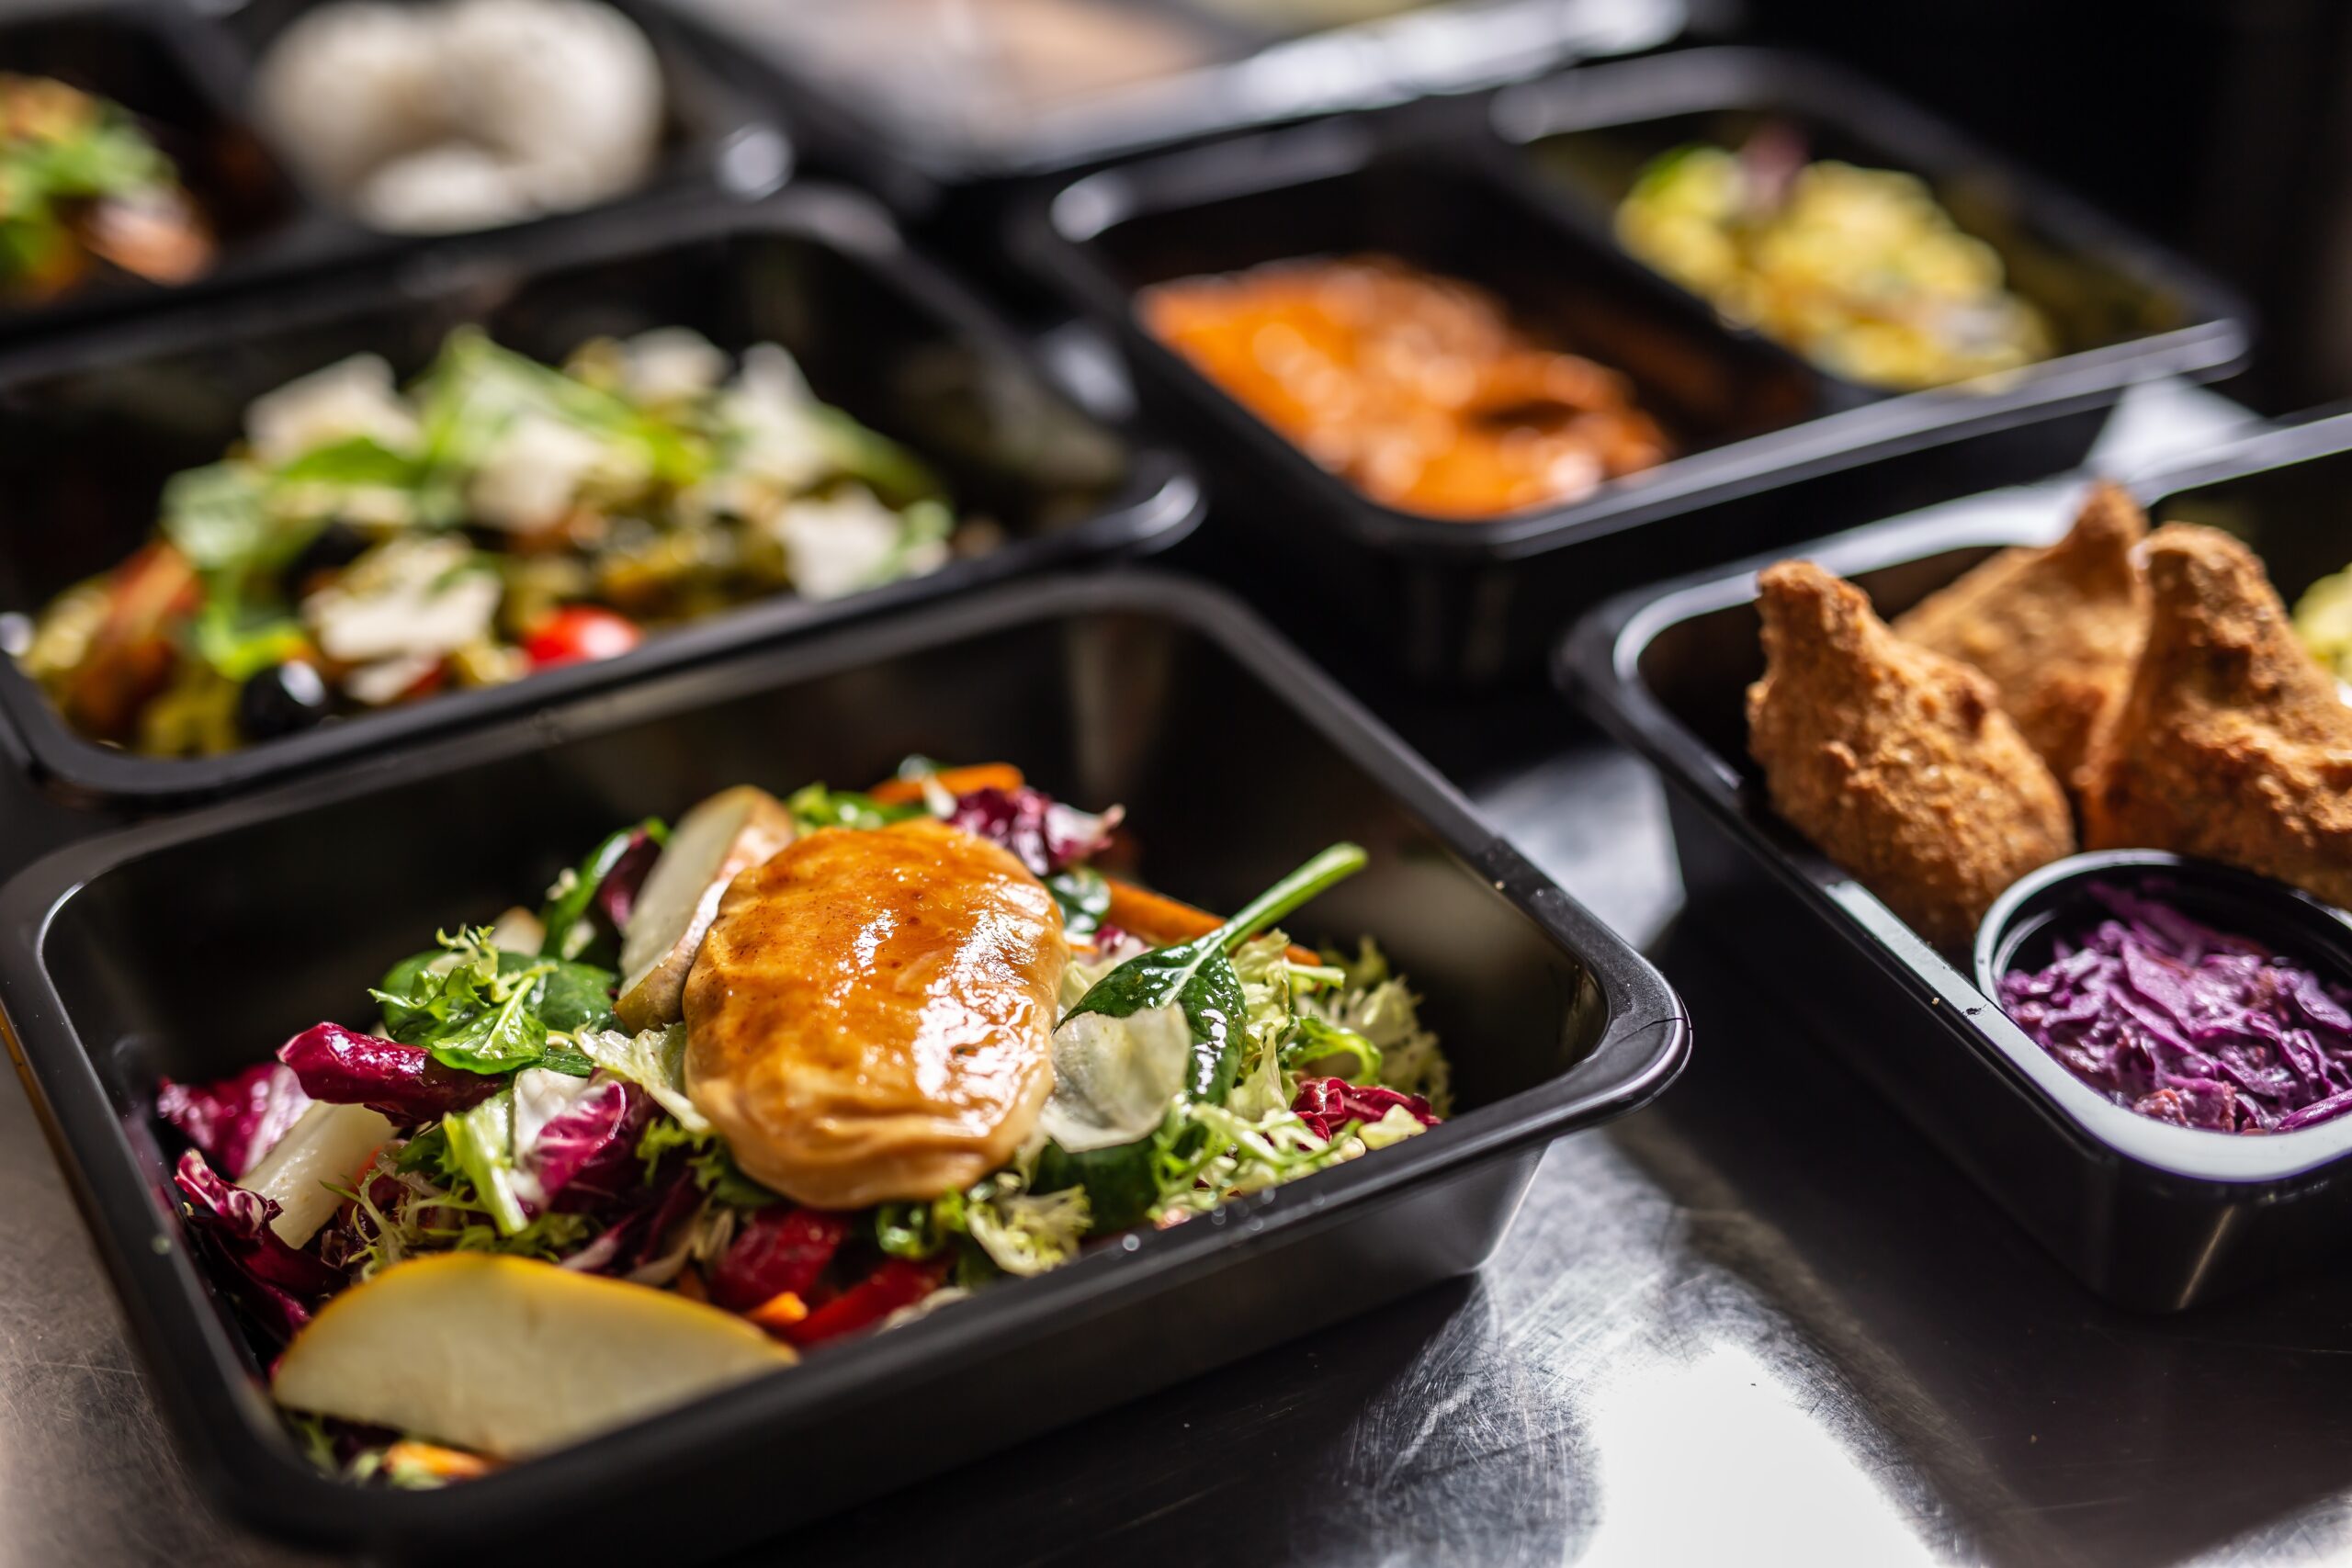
258,0 -> 663,233
466,408 -> 629,532
256,3 -> 448,191
303,536 -> 502,665
355,141 -> 534,233
623,328 -> 729,406
245,353 -> 423,467
771,486 -> 907,602
441,0 -> 663,208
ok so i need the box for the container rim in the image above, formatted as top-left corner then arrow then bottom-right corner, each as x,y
0,568 -> 1687,1552
0,0 -> 327,337
703,0 -> 1685,199
1556,410 -> 2352,1190
0,183 -> 1204,807
197,0 -> 794,250
1018,63 -> 2248,564
1488,44 -> 2253,389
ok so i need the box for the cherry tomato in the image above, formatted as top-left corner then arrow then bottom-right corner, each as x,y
525,606 -> 640,670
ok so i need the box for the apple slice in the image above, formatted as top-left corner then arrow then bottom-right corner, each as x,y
272,1254 -> 797,1460
615,786 -> 796,1032
241,1100 -> 396,1245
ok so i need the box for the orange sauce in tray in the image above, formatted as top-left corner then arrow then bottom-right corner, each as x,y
1140,254 -> 1669,520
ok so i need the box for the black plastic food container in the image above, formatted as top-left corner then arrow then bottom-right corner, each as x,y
209,0 -> 791,246
0,0 -> 310,339
1018,53 -> 2248,686
662,0 -> 1680,215
0,571 -> 1687,1562
0,186 -> 1201,807
1495,48 -> 2247,409
1561,412 -> 2352,1311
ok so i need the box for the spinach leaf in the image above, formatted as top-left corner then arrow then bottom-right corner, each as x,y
532,959 -> 619,1035
159,462 -> 276,572
1035,1137 -> 1163,1235
1061,843 -> 1366,1105
370,931 -> 616,1076
1046,863 -> 1111,942
785,782 -> 924,835
537,819 -> 665,962
271,434 -> 423,489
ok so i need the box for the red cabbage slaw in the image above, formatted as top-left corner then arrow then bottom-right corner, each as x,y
1996,885 -> 2352,1134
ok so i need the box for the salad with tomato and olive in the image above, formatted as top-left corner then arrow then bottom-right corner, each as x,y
159,761 -> 1448,1483
17,327 -> 972,755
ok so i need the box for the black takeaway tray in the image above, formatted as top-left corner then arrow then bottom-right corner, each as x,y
1561,412 -> 2352,1313
208,0 -> 790,250
1017,50 -> 2248,687
0,0 -> 311,340
0,571 -> 1687,1564
658,0 -> 1684,214
0,186 -> 1201,808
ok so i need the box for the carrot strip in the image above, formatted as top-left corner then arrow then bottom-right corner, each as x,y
746,1290 -> 810,1335
1102,875 -> 1320,967
868,762 -> 1024,805
383,1439 -> 495,1482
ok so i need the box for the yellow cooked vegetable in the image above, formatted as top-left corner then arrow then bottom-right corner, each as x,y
1616,140 -> 2052,390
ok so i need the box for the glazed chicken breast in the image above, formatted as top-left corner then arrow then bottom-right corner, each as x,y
682,818 -> 1069,1210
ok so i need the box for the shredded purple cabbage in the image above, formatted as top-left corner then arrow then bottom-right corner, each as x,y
1996,885 -> 2352,1134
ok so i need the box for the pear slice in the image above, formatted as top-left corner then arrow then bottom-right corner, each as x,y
241,1100 -> 396,1246
614,786 -> 796,1032
272,1254 -> 797,1459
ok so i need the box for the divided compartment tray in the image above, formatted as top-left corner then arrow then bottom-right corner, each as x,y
0,186 -> 1201,807
1560,412 -> 2352,1311
0,571 -> 1687,1562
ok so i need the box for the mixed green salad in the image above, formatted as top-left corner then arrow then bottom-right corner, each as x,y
2,72 -> 211,298
19,327 -> 967,755
160,761 -> 1448,1482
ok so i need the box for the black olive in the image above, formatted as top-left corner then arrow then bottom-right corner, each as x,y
284,521 -> 370,590
237,660 -> 332,741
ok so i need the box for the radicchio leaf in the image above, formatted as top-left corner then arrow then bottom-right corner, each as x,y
278,1021 -> 501,1122
1289,1077 -> 1439,1142
173,1151 -> 345,1342
156,1062 -> 311,1178
510,1070 -> 650,1215
594,829 -> 663,936
944,786 -> 1118,877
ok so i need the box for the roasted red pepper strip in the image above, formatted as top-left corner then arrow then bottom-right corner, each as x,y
784,1257 -> 950,1348
707,1207 -> 852,1313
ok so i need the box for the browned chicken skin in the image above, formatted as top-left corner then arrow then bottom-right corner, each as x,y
682,818 -> 1069,1210
1747,560 -> 2075,947
2081,525 -> 2352,905
1893,479 -> 2148,788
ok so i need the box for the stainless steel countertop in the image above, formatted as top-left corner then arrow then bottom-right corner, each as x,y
9,384 -> 2346,1568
